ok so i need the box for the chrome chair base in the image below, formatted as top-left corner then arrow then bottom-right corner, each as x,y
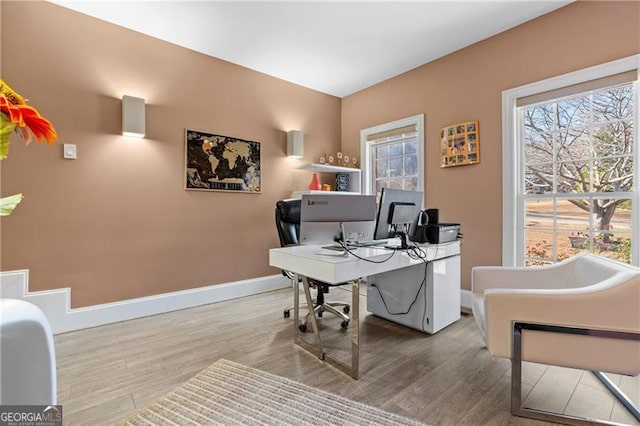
289,301 -> 351,331
511,322 -> 640,426
283,279 -> 350,327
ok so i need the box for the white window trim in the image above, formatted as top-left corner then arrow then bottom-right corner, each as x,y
502,54 -> 640,266
359,114 -> 425,195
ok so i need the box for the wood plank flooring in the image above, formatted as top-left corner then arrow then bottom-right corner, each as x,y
55,286 -> 639,425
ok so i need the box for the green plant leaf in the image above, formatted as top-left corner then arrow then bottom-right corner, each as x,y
0,193 -> 23,216
0,120 -> 16,160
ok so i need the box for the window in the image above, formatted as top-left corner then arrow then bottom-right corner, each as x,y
360,114 -> 424,200
503,56 -> 639,266
522,83 -> 635,264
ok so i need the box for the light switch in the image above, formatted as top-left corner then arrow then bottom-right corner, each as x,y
63,144 -> 77,160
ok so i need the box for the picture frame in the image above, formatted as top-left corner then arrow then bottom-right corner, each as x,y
185,129 -> 261,193
440,120 -> 480,168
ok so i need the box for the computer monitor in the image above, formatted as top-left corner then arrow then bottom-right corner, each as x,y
373,188 -> 423,248
299,194 -> 376,245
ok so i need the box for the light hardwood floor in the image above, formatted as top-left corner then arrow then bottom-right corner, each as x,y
55,286 -> 639,425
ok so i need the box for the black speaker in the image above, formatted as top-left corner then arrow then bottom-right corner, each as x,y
425,208 -> 439,225
410,210 -> 429,243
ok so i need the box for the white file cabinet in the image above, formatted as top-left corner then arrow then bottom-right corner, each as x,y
366,241 -> 461,334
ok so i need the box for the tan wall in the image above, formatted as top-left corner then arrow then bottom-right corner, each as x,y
2,1 -> 638,307
341,1 -> 640,290
0,2 -> 341,307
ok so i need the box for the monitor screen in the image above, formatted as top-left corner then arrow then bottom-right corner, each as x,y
373,188 -> 423,240
299,194 -> 377,245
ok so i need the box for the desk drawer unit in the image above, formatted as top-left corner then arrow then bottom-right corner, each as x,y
366,241 -> 461,334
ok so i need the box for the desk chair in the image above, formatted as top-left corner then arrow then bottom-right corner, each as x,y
275,199 -> 350,331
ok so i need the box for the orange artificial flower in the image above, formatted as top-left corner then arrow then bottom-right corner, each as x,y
0,78 -> 58,216
0,78 -> 57,147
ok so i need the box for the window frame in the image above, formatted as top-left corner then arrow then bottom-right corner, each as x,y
502,55 -> 640,266
360,114 -> 425,196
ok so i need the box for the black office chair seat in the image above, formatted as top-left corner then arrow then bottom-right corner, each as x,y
275,198 -> 350,331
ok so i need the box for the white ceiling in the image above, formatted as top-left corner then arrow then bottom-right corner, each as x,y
51,1 -> 571,97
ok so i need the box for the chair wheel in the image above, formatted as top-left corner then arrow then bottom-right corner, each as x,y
343,306 -> 350,314
283,310 -> 290,318
298,324 -> 307,332
318,311 -> 323,318
341,321 -> 349,329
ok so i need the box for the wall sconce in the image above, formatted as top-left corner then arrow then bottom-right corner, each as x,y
122,95 -> 145,138
286,130 -> 304,158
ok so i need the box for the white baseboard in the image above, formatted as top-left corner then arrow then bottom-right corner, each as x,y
0,270 -> 290,335
461,289 -> 472,311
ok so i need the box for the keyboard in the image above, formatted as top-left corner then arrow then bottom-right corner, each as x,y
321,244 -> 346,251
349,239 -> 388,247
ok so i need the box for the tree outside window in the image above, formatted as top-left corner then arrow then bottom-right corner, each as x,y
522,83 -> 635,264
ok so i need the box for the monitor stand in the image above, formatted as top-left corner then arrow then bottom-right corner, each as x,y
386,232 -> 409,250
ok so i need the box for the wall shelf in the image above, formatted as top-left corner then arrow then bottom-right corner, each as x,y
292,190 -> 361,198
296,163 -> 362,194
298,163 -> 359,174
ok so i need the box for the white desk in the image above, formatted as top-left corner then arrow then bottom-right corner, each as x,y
269,241 -> 461,379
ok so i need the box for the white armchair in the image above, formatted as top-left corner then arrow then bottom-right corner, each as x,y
0,299 -> 57,405
471,253 -> 640,424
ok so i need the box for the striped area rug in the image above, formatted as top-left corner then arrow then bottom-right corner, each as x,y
121,359 -> 425,425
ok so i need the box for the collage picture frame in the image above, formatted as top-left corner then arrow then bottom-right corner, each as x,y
440,120 -> 480,168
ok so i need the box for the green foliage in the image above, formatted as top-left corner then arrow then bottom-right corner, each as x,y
593,236 -> 632,263
619,200 -> 632,210
0,194 -> 23,216
0,119 -> 15,160
1,116 -> 21,215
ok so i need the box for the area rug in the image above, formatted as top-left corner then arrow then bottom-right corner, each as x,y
121,359 -> 424,425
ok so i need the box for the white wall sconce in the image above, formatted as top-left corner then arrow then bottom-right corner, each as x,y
122,95 -> 145,138
286,130 -> 303,158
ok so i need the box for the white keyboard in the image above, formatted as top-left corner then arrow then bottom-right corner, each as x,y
349,239 -> 388,247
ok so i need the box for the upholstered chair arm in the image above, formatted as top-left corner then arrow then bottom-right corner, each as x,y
483,275 -> 640,375
472,261 -> 573,295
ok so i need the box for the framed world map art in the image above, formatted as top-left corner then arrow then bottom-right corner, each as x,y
185,129 -> 261,193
